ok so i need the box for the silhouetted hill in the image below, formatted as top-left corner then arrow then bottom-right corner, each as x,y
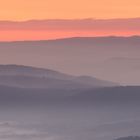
0,65 -> 117,88
0,64 -> 73,80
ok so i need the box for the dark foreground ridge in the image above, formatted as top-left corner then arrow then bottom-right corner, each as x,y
115,136 -> 140,140
0,85 -> 140,108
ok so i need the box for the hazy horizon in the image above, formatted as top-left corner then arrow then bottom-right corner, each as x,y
0,18 -> 140,41
0,36 -> 140,85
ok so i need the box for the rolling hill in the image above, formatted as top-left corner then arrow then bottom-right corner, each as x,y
0,65 -> 117,89
0,36 -> 140,85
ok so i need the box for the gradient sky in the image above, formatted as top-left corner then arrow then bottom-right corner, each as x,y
0,0 -> 140,41
1,0 -> 140,20
0,19 -> 140,41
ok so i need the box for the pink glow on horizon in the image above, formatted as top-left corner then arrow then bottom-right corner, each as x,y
0,30 -> 139,41
0,19 -> 140,41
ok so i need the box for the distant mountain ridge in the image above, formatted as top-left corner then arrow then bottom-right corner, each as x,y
0,65 -> 117,89
1,36 -> 140,45
0,64 -> 73,80
0,36 -> 140,85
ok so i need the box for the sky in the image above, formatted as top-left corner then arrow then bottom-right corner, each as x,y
0,0 -> 140,40
0,19 -> 140,41
1,0 -> 140,20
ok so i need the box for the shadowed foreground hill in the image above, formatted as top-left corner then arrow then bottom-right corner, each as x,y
0,85 -> 140,140
0,76 -> 139,140
0,85 -> 140,108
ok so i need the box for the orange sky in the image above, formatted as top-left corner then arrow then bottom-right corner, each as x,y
0,0 -> 140,20
0,19 -> 140,41
0,0 -> 140,41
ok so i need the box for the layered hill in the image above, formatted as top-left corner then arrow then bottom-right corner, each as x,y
0,65 -> 117,89
0,36 -> 140,85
